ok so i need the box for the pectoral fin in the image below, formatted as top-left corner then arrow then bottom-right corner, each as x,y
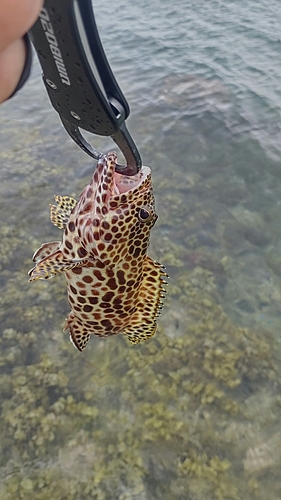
32,241 -> 61,263
122,256 -> 168,344
50,195 -> 77,229
28,249 -> 86,281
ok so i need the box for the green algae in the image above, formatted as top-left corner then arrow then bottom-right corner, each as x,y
0,276 -> 280,499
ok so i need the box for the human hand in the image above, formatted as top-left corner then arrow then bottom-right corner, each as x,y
0,0 -> 43,103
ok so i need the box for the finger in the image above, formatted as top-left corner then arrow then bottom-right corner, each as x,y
0,0 -> 43,52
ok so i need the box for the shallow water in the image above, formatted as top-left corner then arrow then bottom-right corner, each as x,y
1,1 -> 281,499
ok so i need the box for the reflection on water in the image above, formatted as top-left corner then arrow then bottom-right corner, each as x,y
1,0 -> 281,498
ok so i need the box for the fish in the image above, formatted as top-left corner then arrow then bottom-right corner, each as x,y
28,152 -> 167,351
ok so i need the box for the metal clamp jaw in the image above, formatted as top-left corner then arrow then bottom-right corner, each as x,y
29,0 -> 142,175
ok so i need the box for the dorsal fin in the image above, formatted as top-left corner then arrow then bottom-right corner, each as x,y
50,195 -> 77,229
122,256 -> 168,344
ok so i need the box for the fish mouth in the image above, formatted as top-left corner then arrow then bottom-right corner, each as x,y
93,153 -> 151,207
112,169 -> 149,195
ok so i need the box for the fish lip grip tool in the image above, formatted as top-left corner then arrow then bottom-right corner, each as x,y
29,0 -> 142,176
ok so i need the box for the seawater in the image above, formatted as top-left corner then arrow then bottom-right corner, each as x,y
0,1 -> 281,499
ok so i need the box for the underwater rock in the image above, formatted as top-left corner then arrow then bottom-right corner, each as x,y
243,227 -> 271,247
243,431 -> 281,472
236,299 -> 255,314
158,74 -> 231,113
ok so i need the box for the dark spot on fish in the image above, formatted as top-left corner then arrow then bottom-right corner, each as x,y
72,267 -> 82,275
78,296 -> 86,303
102,291 -> 115,302
89,297 -> 99,304
78,247 -> 87,258
133,247 -> 141,258
101,319 -> 112,328
65,240 -> 73,250
87,187 -> 93,198
113,297 -> 122,305
96,260 -> 105,269
102,221 -> 110,230
104,233 -> 112,241
107,278 -> 118,290
77,281 -> 86,288
70,285 -> 77,294
94,270 -> 105,281
83,305 -> 93,312
117,270 -> 125,285
82,275 -> 93,283
69,221 -> 75,232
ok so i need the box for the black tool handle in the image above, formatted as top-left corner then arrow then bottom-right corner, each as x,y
29,0 -> 129,136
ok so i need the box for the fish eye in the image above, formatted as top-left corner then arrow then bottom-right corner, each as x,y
138,206 -> 153,223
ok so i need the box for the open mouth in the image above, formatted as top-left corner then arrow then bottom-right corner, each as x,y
94,154 -> 150,205
113,169 -> 147,195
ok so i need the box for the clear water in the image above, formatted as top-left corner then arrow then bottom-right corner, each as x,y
1,1 -> 281,498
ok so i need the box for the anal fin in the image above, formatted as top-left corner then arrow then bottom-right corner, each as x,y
64,312 -> 90,352
28,249 -> 87,281
50,195 -> 77,229
122,256 -> 168,344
